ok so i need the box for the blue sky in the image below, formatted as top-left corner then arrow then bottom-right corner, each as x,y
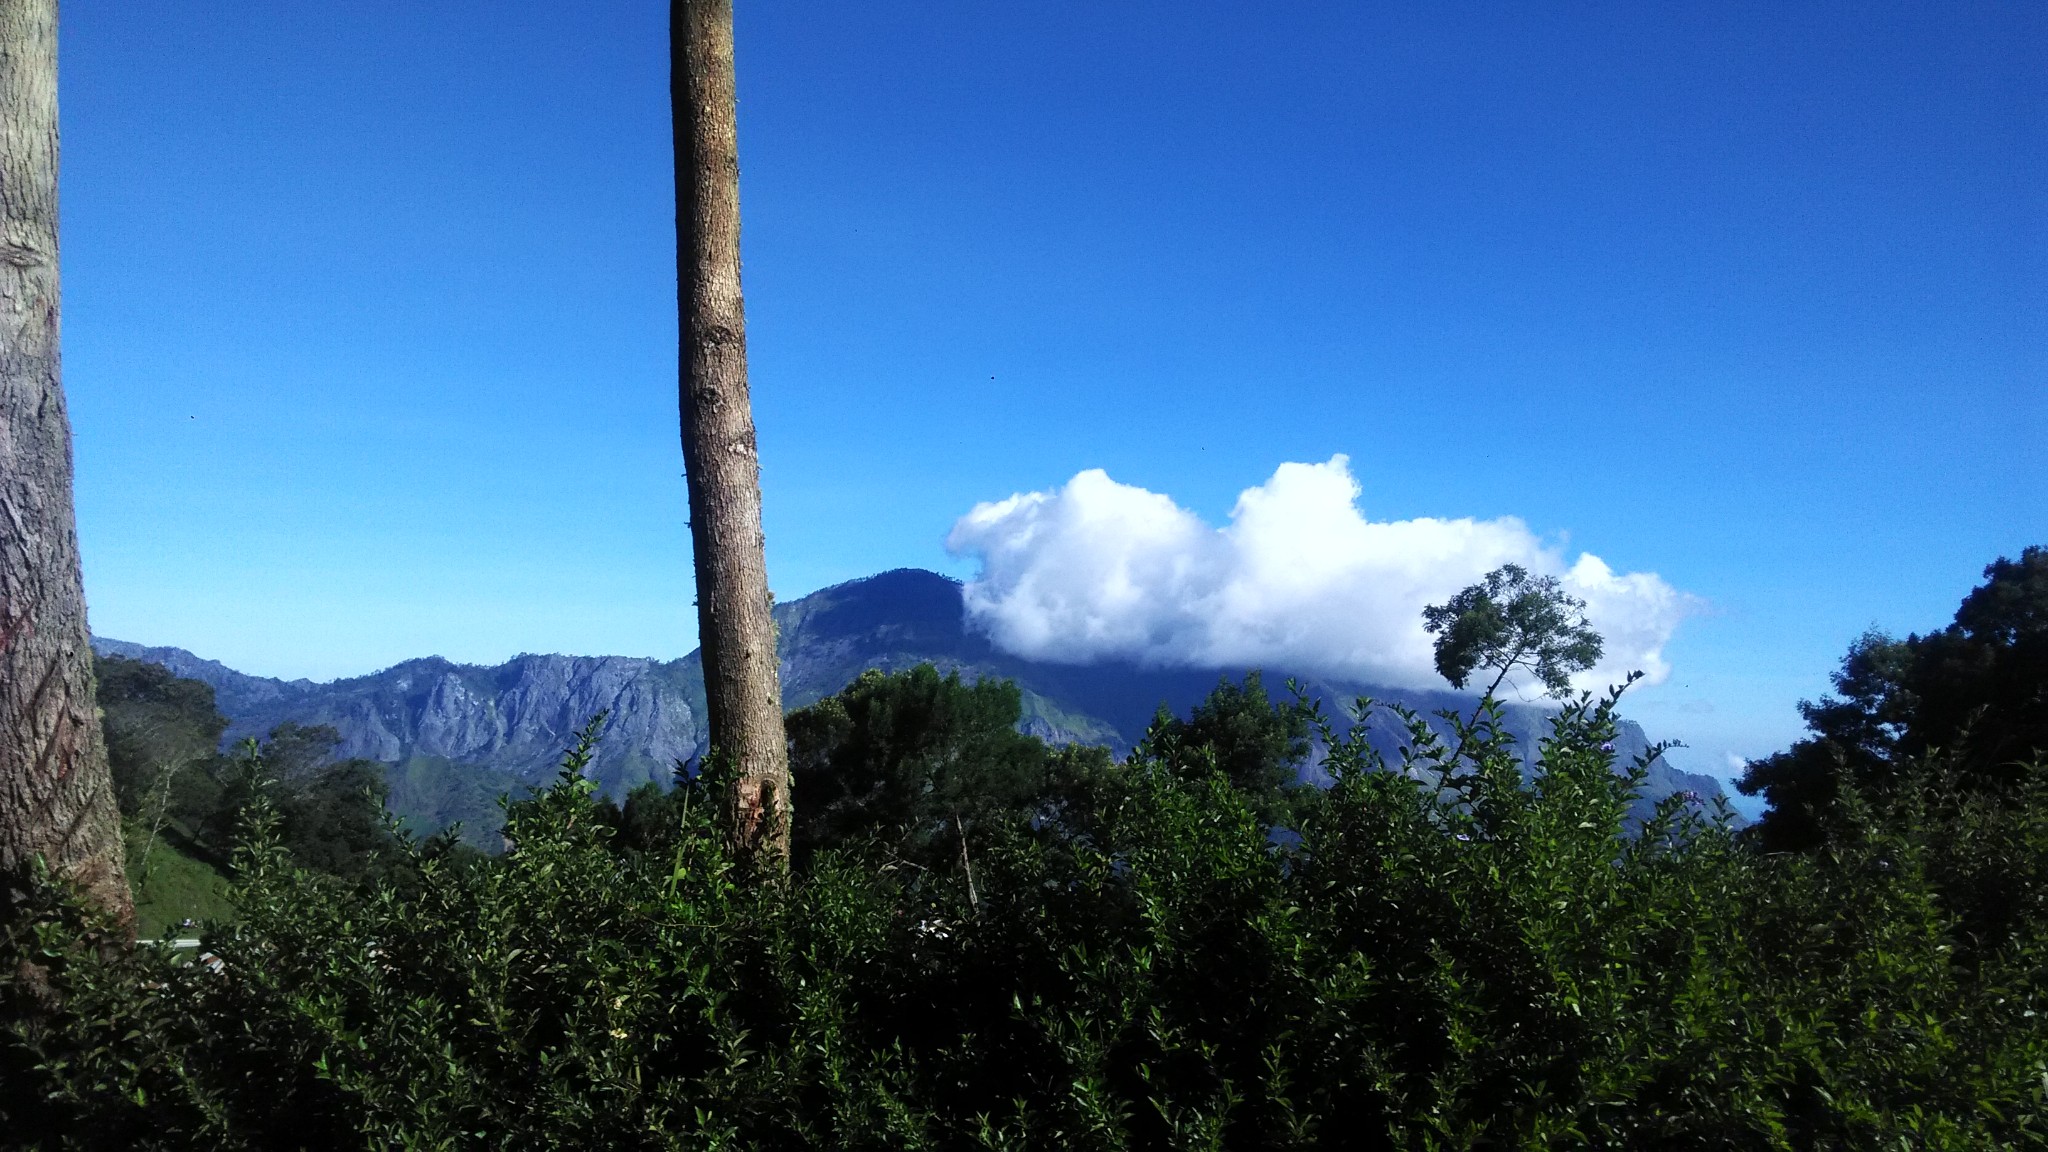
61,1 -> 2044,792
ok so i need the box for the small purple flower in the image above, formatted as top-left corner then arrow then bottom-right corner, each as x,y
1599,742 -> 1615,753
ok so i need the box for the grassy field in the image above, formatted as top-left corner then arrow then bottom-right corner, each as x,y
126,833 -> 234,940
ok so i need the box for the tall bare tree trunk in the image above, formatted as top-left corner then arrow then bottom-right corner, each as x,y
672,0 -> 790,866
0,0 -> 131,931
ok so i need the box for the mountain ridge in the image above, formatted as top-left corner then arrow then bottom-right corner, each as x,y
94,568 -> 1732,839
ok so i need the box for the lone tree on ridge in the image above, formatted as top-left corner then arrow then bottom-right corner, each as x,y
1424,563 -> 1603,702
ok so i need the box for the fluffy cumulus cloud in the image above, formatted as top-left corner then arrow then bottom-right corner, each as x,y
946,456 -> 1694,695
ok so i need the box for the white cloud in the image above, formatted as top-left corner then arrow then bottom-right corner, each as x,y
946,456 -> 1696,696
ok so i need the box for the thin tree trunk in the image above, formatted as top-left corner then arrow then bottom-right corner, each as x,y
672,0 -> 790,866
955,810 -> 977,913
0,0 -> 132,931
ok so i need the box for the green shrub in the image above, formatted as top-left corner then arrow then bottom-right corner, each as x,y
4,678 -> 2044,1149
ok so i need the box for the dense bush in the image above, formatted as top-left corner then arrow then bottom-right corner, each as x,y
5,667 -> 2043,1149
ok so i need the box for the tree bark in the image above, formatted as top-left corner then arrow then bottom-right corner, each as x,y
0,0 -> 131,930
672,0 -> 790,866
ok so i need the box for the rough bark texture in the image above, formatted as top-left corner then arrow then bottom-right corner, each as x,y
673,0 -> 791,865
0,0 -> 131,930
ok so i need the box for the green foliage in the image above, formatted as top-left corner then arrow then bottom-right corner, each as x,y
194,734 -> 403,884
94,657 -> 405,900
97,655 -> 242,930
1423,563 -> 1603,698
1139,670 -> 1311,822
125,835 -> 233,940
1741,546 -> 2048,851
250,721 -> 348,781
7,665 -> 2044,1148
96,655 -> 229,815
600,778 -> 691,856
787,664 -> 1049,872
271,757 -> 404,880
381,754 -> 532,848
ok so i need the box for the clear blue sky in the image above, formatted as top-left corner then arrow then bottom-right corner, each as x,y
61,1 -> 2044,790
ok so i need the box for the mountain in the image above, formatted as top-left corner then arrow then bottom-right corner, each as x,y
93,640 -> 710,842
94,568 -> 1732,841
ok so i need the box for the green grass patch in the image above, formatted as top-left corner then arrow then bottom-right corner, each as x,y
126,833 -> 233,940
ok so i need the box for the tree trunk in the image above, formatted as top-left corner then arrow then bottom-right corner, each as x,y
672,0 -> 790,866
0,0 -> 131,931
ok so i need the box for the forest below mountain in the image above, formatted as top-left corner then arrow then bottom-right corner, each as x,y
91,567 -> 1728,847
6,548 -> 2043,1147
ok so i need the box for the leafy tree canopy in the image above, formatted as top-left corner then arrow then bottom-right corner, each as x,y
786,664 -> 1049,867
1741,545 -> 2048,851
95,655 -> 229,812
1423,563 -> 1603,699
94,656 -> 400,882
1140,670 -> 1311,822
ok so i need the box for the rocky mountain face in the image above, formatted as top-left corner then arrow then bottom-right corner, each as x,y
91,641 -> 708,797
95,568 -> 1732,840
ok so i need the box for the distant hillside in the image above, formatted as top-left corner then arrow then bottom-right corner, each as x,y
95,568 -> 1732,840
